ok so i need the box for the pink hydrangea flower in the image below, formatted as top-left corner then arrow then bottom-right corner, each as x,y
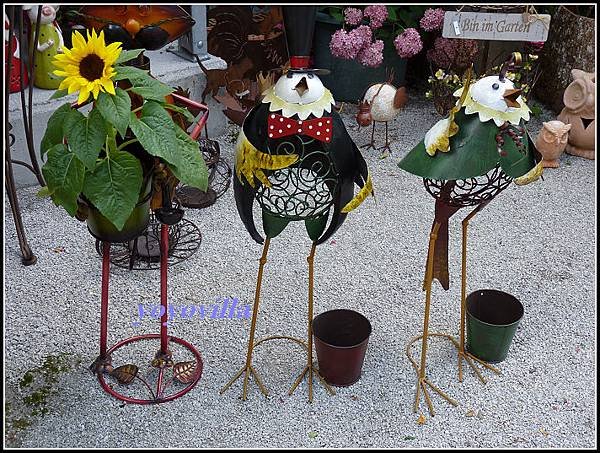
358,39 -> 385,68
364,5 -> 388,29
420,8 -> 445,31
329,28 -> 363,60
349,24 -> 373,49
394,28 -> 423,58
344,7 -> 363,26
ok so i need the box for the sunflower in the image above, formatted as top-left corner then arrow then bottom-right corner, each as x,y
53,29 -> 122,105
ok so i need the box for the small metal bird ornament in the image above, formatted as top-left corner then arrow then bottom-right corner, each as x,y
221,6 -> 373,403
357,72 -> 408,158
398,55 -> 543,417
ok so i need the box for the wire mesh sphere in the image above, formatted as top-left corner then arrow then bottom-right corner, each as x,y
95,212 -> 202,270
423,165 -> 513,208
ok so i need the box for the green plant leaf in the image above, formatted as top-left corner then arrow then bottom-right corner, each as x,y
168,125 -> 209,191
49,88 -> 68,100
114,65 -> 151,82
387,6 -> 398,21
40,103 -> 72,157
41,144 -> 85,216
82,150 -> 143,230
128,101 -> 179,164
96,88 -> 131,138
64,108 -> 108,170
36,186 -> 53,198
162,103 -> 196,123
129,81 -> 174,102
115,48 -> 144,64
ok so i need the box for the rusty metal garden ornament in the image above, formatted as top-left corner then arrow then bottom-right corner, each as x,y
220,6 -> 373,403
398,56 -> 543,417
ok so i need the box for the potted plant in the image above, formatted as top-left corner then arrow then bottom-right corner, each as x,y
313,5 -> 427,102
38,29 -> 208,242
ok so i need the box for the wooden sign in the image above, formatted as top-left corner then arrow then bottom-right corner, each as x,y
442,12 -> 551,41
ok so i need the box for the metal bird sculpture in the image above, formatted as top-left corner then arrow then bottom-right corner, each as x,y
398,55 -> 543,417
357,73 -> 408,158
221,6 -> 373,403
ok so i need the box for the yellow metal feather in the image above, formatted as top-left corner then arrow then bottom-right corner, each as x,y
341,173 -> 374,213
235,129 -> 299,188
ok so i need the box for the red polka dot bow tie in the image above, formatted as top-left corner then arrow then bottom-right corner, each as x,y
267,113 -> 333,143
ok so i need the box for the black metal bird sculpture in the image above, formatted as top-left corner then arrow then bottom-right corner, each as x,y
221,6 -> 373,402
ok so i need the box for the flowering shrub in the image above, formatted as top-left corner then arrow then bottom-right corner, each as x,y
419,7 -> 445,31
426,37 -> 479,72
327,5 -> 427,68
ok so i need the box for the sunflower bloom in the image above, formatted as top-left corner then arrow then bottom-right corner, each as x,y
53,29 -> 122,105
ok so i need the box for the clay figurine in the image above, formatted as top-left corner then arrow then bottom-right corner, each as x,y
557,69 -> 595,160
24,5 -> 63,89
535,120 -> 571,168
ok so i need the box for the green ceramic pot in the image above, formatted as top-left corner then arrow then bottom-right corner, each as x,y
466,289 -> 524,363
312,12 -> 407,103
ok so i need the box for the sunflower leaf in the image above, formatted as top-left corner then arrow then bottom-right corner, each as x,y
115,49 -> 144,65
64,108 -> 108,171
41,143 -> 85,216
162,103 -> 196,123
40,103 -> 72,157
129,81 -> 174,102
49,88 -> 69,100
96,88 -> 131,139
114,65 -> 151,82
82,151 -> 143,231
167,125 -> 209,191
128,101 -> 180,165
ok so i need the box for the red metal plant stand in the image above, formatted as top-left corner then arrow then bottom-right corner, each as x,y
91,225 -> 203,404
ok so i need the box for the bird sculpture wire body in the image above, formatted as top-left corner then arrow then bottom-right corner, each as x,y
221,6 -> 373,403
398,55 -> 543,417
357,75 -> 408,158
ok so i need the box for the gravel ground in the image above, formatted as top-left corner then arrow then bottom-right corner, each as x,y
4,95 -> 596,448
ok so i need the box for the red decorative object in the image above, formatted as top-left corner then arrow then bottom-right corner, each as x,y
4,11 -> 28,93
267,113 -> 332,142
290,56 -> 310,69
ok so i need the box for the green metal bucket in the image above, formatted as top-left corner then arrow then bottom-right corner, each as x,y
466,289 -> 524,363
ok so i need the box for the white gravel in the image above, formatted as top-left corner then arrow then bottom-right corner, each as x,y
4,95 -> 596,448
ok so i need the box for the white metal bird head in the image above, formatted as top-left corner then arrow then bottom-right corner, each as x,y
469,75 -> 524,112
273,71 -> 325,105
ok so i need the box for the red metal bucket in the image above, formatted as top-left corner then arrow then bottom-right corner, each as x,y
312,309 -> 372,387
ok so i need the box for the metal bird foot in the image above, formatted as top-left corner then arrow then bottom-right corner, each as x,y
288,361 -> 335,403
378,143 -> 392,159
457,349 -> 501,384
220,364 -> 268,400
360,141 -> 377,151
413,375 -> 458,417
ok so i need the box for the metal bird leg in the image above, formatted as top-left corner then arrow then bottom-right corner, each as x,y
360,122 -> 377,151
457,202 -> 501,383
408,223 -> 458,417
289,242 -> 335,402
426,182 -> 461,291
378,122 -> 392,159
220,238 -> 271,400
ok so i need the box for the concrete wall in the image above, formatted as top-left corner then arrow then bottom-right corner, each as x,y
7,48 -> 227,188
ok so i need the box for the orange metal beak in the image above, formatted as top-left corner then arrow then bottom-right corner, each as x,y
503,88 -> 522,108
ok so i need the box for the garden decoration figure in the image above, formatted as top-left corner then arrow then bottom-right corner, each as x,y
535,120 -> 571,168
557,69 -> 595,160
5,10 -> 29,92
357,73 -> 408,158
398,54 -> 543,417
23,5 -> 63,89
39,29 -> 209,404
221,6 -> 373,403
72,5 -> 194,51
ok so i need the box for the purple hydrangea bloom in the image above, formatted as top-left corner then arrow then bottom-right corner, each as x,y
394,28 -> 423,59
349,24 -> 373,49
364,5 -> 388,29
426,37 -> 479,71
358,39 -> 385,68
344,7 -> 363,26
330,29 -> 361,60
420,8 -> 445,32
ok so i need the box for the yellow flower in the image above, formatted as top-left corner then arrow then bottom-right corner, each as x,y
53,29 -> 122,105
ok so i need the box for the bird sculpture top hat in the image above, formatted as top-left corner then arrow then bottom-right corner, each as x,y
399,58 -> 543,185
233,5 -> 372,245
282,6 -> 330,75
